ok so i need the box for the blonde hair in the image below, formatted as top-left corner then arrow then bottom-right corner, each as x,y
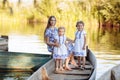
58,27 -> 65,32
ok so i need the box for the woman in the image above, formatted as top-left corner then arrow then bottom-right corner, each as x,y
44,16 -> 58,54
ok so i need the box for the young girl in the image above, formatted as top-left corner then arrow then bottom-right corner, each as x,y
74,21 -> 87,70
53,27 -> 68,72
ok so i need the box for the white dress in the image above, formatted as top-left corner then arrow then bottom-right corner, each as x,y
74,30 -> 87,56
53,35 -> 68,59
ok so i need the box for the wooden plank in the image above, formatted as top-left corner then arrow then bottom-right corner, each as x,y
47,59 -> 93,80
54,69 -> 91,75
49,73 -> 89,80
74,60 -> 91,65
70,64 -> 94,70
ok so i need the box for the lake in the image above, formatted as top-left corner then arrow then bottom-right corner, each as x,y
0,23 -> 120,80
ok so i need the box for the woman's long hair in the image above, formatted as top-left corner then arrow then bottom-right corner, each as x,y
44,16 -> 56,42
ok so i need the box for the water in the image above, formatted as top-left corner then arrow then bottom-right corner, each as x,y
8,34 -> 50,54
0,72 -> 31,80
0,23 -> 120,80
0,34 -> 51,80
6,34 -> 120,80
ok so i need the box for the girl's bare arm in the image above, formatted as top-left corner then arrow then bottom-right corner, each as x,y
83,35 -> 86,50
65,40 -> 69,51
73,37 -> 76,43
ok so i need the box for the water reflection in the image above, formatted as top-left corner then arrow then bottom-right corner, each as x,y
8,34 -> 50,54
6,34 -> 120,80
0,23 -> 120,80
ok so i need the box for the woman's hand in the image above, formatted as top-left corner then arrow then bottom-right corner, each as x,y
54,42 -> 60,47
54,39 -> 60,47
70,40 -> 74,43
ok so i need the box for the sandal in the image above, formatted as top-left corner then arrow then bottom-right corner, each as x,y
80,66 -> 85,70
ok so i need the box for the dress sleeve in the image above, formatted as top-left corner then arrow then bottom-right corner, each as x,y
45,29 -> 50,37
75,31 -> 77,37
83,30 -> 87,36
54,35 -> 59,42
64,35 -> 67,41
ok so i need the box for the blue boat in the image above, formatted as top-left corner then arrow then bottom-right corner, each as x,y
0,35 -> 8,51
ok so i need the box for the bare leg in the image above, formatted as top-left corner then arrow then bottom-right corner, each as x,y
70,53 -> 78,67
80,57 -> 86,70
55,59 -> 59,72
59,59 -> 64,71
65,58 -> 72,70
78,56 -> 81,67
82,57 -> 86,67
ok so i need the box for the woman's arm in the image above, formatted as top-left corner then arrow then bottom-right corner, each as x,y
54,39 -> 60,47
73,37 -> 76,43
46,37 -> 55,46
66,37 -> 74,43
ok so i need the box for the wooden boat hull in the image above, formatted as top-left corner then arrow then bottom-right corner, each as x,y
28,49 -> 97,80
0,35 -> 8,51
0,51 -> 51,73
98,64 -> 120,80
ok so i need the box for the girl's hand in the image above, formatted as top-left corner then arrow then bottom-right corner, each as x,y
82,46 -> 85,50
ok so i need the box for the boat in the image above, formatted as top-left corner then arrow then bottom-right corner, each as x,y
98,64 -> 120,80
0,35 -> 8,51
0,51 -> 51,79
28,49 -> 97,80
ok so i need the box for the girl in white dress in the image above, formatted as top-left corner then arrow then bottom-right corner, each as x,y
53,27 -> 68,72
74,21 -> 87,70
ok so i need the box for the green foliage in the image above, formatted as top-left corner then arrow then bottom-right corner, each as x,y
0,0 -> 120,50
92,0 -> 120,23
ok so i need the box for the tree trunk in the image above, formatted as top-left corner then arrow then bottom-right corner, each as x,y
97,11 -> 100,43
34,0 -> 37,7
2,0 -> 7,8
17,0 -> 21,7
